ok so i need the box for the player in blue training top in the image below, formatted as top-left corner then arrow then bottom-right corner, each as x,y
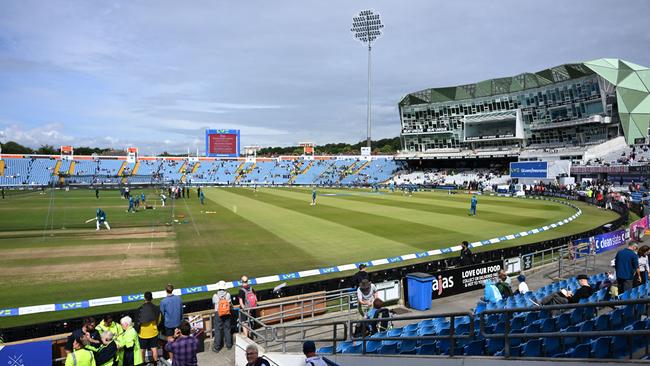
469,194 -> 478,216
127,195 -> 136,213
96,208 -> 111,231
140,192 -> 146,204
311,188 -> 317,206
199,189 -> 205,205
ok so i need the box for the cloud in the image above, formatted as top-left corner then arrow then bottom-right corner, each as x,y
0,122 -> 74,147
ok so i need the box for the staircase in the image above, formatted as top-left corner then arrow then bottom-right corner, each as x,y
289,161 -> 313,184
351,160 -> 370,174
192,162 -> 200,173
53,160 -> 61,176
68,161 -> 76,175
117,162 -> 127,176
132,161 -> 141,175
235,162 -> 256,184
178,161 -> 187,173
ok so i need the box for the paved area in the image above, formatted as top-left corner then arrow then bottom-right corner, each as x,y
196,235 -> 648,365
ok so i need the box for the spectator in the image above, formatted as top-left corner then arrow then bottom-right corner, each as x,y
96,315 -> 122,340
356,279 -> 378,317
116,316 -> 141,366
352,263 -> 369,288
66,317 -> 102,352
517,274 -> 530,294
160,284 -> 183,361
212,280 -> 233,352
137,291 -> 161,364
495,270 -> 513,298
367,298 -> 390,335
638,245 -> 650,285
539,288 -> 571,306
65,337 -> 96,366
569,274 -> 595,303
302,341 -> 327,366
164,321 -> 198,366
483,279 -> 502,304
88,331 -> 118,366
459,241 -> 474,266
238,275 -> 258,338
614,243 -> 639,292
245,344 -> 270,366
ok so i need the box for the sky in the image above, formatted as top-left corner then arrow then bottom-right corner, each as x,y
1,0 -> 649,155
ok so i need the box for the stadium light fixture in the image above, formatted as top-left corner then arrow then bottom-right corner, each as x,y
351,9 -> 384,149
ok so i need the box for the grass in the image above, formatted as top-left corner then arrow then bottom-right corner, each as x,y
0,187 -> 618,328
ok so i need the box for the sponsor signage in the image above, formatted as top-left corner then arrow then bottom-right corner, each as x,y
0,341 -> 52,365
522,254 -> 533,270
630,216 -> 649,241
427,260 -> 503,300
593,229 -> 627,254
510,161 -> 548,178
505,257 -> 521,274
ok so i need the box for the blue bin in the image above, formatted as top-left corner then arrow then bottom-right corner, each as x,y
406,273 -> 434,311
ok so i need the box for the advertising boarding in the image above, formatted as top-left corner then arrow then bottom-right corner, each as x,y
429,260 -> 503,300
510,161 -> 548,179
630,216 -> 649,242
593,229 -> 627,254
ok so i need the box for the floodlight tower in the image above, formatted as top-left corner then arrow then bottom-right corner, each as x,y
351,9 -> 384,149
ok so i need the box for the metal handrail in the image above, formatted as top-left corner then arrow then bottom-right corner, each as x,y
272,321 -> 349,352
479,297 -> 650,358
350,311 -> 475,356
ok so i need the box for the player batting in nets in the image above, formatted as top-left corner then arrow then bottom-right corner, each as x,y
95,208 -> 111,231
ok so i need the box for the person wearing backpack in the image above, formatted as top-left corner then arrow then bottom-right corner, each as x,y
212,280 -> 233,352
238,275 -> 258,338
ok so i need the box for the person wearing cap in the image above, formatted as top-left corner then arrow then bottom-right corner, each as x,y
239,275 -> 258,338
352,263 -> 369,288
356,279 -> 378,317
517,274 -> 530,294
570,274 -> 595,303
614,242 -> 640,293
212,280 -> 233,352
302,341 -> 327,366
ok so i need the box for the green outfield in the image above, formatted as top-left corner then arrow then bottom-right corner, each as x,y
0,187 -> 618,327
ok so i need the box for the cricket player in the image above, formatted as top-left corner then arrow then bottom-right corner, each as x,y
311,188 -> 317,206
469,194 -> 478,216
96,208 -> 110,230
127,196 -> 136,213
95,188 -> 99,199
160,193 -> 167,207
199,190 -> 205,205
141,192 -> 146,204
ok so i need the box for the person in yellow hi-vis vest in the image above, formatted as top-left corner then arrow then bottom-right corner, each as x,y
65,337 -> 96,366
116,316 -> 143,366
96,315 -> 123,339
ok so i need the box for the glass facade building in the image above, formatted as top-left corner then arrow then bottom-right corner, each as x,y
399,59 -> 650,153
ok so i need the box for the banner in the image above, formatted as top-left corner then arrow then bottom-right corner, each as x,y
510,161 -> 548,178
593,229 -> 627,254
430,260 -> 503,300
630,216 -> 649,241
0,341 -> 52,365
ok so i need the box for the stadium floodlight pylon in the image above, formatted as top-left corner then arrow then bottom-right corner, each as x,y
351,9 -> 384,150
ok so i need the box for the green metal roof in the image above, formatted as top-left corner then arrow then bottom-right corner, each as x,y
399,63 -> 595,106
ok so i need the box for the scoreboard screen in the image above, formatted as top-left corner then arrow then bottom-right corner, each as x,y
205,129 -> 240,157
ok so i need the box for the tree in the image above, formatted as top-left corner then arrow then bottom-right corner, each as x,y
1,141 -> 33,154
36,145 -> 58,154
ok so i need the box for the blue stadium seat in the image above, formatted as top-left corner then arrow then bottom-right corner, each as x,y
509,328 -> 525,347
563,325 -> 580,348
543,337 -> 562,357
521,339 -> 543,357
525,322 -> 540,334
416,343 -> 436,355
594,314 -> 610,332
541,317 -> 556,333
556,313 -> 571,330
578,319 -> 594,333
398,339 -> 417,354
610,308 -> 624,330
566,343 -> 591,358
511,316 -> 525,331
464,339 -> 485,356
495,345 -> 521,357
363,340 -> 381,353
590,337 -> 611,359
569,308 -> 584,325
336,341 -> 353,353
403,323 -> 419,333
342,343 -> 362,354
524,311 -> 539,324
317,346 -> 333,354
455,322 -> 470,335
475,302 -> 487,314
378,342 -> 398,354
610,335 -> 629,358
